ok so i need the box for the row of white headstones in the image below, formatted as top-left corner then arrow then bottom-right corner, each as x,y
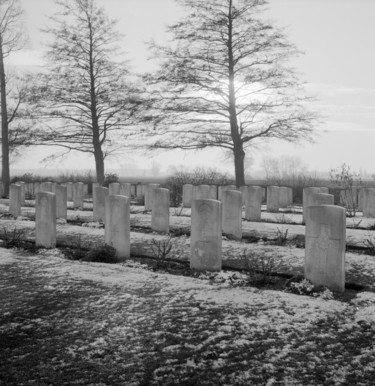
7,182 -> 359,293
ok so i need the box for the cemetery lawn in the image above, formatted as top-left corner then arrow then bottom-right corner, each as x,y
1,248 -> 374,386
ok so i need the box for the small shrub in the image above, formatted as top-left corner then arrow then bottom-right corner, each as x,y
149,237 -> 173,269
62,235 -> 88,260
102,173 -> 119,187
241,249 -> 284,286
0,226 -> 27,249
172,206 -> 184,216
11,173 -> 36,183
363,237 -> 375,256
82,244 -> 118,263
274,227 -> 289,246
285,277 -> 334,300
330,163 -> 361,217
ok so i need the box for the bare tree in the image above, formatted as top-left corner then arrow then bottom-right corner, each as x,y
144,0 -> 316,186
0,0 -> 26,197
31,0 -> 143,183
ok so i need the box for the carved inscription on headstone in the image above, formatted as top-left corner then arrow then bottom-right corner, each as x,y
305,205 -> 345,292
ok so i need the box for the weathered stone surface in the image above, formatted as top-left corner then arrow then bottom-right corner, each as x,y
136,184 -> 144,198
144,184 -> 160,210
131,184 -> 136,197
9,184 -> 21,216
108,183 -> 121,196
120,183 -> 132,198
240,186 -> 247,206
35,192 -> 56,248
66,182 -> 73,201
193,185 -> 210,201
40,182 -> 53,193
182,184 -> 194,208
222,190 -> 242,240
218,185 -> 237,201
73,182 -> 84,208
105,195 -> 130,259
34,182 -> 41,196
305,205 -> 346,292
93,187 -> 109,223
92,183 -> 100,201
55,185 -> 68,219
151,188 -> 170,233
278,187 -> 290,208
303,187 -> 329,223
363,188 -> 375,218
190,199 -> 222,271
243,186 -> 263,221
208,185 -> 218,200
312,193 -> 334,206
16,181 -> 26,205
266,186 -> 279,212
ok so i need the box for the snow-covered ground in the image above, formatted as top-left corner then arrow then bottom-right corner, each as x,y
0,248 -> 374,385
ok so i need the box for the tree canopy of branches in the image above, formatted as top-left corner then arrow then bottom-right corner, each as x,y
0,0 -> 26,197
31,0 -> 143,183
144,0 -> 316,186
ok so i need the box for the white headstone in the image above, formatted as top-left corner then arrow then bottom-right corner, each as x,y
16,181 -> 26,205
218,185 -> 237,201
105,195 -> 130,259
193,184 -> 210,200
363,188 -> 375,218
9,184 -> 21,216
151,188 -> 170,233
305,205 -> 346,292
144,183 -> 160,210
40,181 -> 53,193
190,199 -> 222,271
35,192 -> 56,248
73,182 -> 84,208
66,182 -> 73,201
279,187 -> 290,209
267,186 -> 279,212
108,182 -> 121,196
55,185 -> 68,219
312,193 -> 334,206
93,187 -> 109,222
208,185 -> 218,200
182,184 -> 194,208
243,186 -> 263,221
120,182 -> 132,198
92,182 -> 100,200
222,190 -> 242,240
303,187 -> 329,223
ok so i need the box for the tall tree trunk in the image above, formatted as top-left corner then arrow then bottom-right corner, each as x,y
93,141 -> 105,184
233,143 -> 246,187
88,20 -> 105,184
227,0 -> 245,187
0,38 -> 10,198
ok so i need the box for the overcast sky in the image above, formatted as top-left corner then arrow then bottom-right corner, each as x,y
9,0 -> 375,177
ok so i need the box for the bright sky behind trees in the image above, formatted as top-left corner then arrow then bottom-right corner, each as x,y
8,0 -> 375,177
